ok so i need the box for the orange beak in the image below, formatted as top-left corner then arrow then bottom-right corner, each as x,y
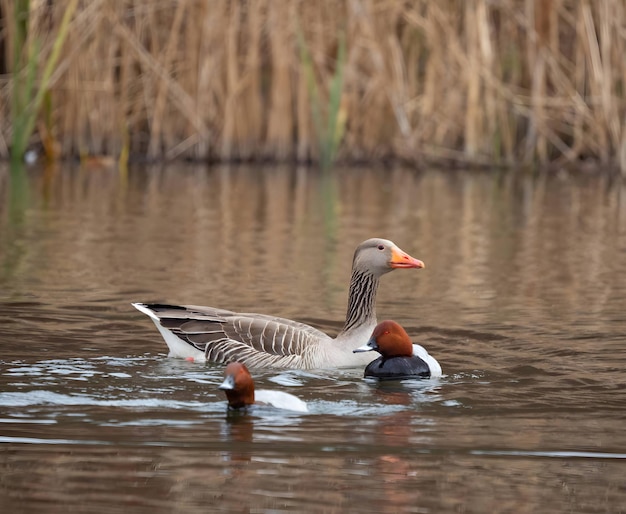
389,246 -> 425,269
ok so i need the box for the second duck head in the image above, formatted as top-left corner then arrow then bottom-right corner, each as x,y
353,320 -> 413,358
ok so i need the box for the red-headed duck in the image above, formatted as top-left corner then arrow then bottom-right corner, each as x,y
133,238 -> 425,368
219,362 -> 308,412
353,320 -> 442,380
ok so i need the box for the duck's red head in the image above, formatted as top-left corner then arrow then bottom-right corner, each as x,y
366,320 -> 414,357
219,361 -> 255,409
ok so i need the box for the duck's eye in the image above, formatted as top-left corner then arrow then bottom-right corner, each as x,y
377,245 -> 385,250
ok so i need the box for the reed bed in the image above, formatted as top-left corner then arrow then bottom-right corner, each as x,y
0,0 -> 624,171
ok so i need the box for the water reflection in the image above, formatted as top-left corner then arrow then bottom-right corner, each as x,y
1,163 -> 624,335
1,163 -> 626,512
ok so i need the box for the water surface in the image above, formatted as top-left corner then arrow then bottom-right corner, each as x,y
1,164 -> 626,512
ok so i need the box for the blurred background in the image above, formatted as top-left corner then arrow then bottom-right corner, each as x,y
0,0 -> 624,171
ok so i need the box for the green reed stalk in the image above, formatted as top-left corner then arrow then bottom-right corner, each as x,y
11,0 -> 32,167
10,0 -> 78,166
297,26 -> 347,170
325,31 -> 346,170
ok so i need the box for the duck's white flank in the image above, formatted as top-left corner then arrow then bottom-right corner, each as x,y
412,344 -> 442,377
254,390 -> 308,412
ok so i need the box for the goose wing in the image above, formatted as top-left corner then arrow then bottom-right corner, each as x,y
141,304 -> 330,368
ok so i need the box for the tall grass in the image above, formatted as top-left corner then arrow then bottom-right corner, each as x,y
5,0 -> 78,166
298,24 -> 347,170
0,0 -> 624,171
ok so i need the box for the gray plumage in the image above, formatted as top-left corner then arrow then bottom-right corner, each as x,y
133,238 -> 424,369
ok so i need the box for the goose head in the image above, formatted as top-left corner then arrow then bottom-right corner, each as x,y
352,238 -> 424,276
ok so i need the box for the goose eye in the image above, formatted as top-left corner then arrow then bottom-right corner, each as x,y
377,245 -> 385,250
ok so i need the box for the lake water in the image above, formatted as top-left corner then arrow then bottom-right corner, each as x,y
1,163 -> 626,513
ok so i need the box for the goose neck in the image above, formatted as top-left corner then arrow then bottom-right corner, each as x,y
340,269 -> 379,334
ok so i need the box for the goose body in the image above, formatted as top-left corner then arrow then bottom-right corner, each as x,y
353,320 -> 442,379
219,362 -> 308,412
133,238 -> 424,369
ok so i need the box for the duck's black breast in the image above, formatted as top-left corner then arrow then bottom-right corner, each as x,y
363,356 -> 431,380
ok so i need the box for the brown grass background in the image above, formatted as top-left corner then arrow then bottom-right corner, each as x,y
0,0 -> 625,170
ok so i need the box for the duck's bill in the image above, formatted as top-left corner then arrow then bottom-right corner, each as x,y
389,247 -> 425,269
353,343 -> 374,353
219,375 -> 235,390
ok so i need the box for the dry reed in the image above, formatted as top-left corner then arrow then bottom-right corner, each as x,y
0,0 -> 624,171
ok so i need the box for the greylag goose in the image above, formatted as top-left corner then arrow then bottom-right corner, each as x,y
219,361 -> 308,412
132,238 -> 424,369
353,320 -> 442,379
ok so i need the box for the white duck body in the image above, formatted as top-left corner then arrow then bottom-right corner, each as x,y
254,389 -> 309,413
133,238 -> 425,369
411,343 -> 442,377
